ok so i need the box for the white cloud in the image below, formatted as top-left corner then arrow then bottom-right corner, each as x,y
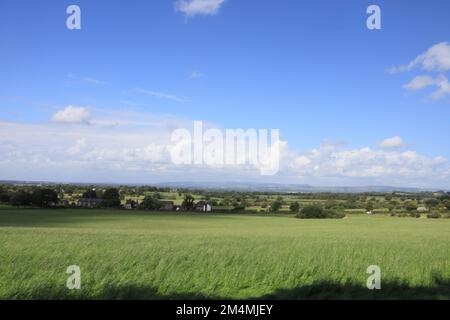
135,88 -> 184,102
175,0 -> 225,17
402,74 -> 450,100
285,142 -> 449,186
403,75 -> 436,90
52,106 -> 90,124
1,116 -> 449,188
430,75 -> 450,100
190,71 -> 204,79
378,136 -> 406,149
390,42 -> 450,73
391,43 -> 450,101
67,138 -> 86,155
67,73 -> 105,86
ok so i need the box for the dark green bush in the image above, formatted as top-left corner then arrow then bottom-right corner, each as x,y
296,205 -> 345,219
289,202 -> 300,213
269,200 -> 282,213
427,212 -> 441,219
32,188 -> 58,208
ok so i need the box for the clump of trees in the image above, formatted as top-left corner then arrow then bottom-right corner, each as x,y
82,189 -> 97,199
10,190 -> 33,207
289,202 -> 300,213
2,183 -> 450,218
405,202 -> 418,212
427,212 -> 441,219
269,200 -> 282,213
9,188 -> 57,208
181,194 -> 195,210
101,188 -> 121,208
140,195 -> 162,210
32,188 -> 58,207
296,205 -> 345,219
0,186 -> 11,203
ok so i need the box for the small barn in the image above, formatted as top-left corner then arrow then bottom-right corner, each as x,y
195,201 -> 212,212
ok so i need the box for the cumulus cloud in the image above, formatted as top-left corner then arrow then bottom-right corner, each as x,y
378,136 -> 406,149
175,0 -> 225,17
391,42 -> 450,101
1,117 -> 449,188
403,75 -> 436,91
52,106 -> 90,124
402,74 -> 450,100
430,75 -> 450,100
285,142 -> 449,186
389,42 -> 450,74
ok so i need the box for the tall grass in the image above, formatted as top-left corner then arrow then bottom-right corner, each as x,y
0,209 -> 449,299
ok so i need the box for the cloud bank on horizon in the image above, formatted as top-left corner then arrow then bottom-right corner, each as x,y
0,105 -> 449,188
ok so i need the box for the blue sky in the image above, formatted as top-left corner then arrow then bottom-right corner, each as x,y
1,0 -> 450,187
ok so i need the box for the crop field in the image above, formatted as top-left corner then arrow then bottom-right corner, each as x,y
0,208 -> 449,299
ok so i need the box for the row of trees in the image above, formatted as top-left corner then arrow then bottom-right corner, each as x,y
0,187 -> 122,208
8,188 -> 58,207
1,183 -> 449,212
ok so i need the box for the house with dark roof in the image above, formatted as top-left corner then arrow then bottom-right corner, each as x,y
160,201 -> 175,211
195,201 -> 212,212
77,198 -> 103,208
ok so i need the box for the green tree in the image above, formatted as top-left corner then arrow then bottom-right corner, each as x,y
182,194 -> 195,210
297,205 -> 324,218
102,188 -> 121,207
153,192 -> 162,199
0,187 -> 11,203
444,200 -> 450,211
82,189 -> 97,199
424,198 -> 440,208
10,191 -> 33,207
270,200 -> 282,213
140,195 -> 161,210
289,202 -> 300,213
32,188 -> 58,207
365,202 -> 374,212
405,202 -> 418,212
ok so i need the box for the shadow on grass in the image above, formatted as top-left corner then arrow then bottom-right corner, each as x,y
256,276 -> 450,300
7,276 -> 450,300
0,208 -> 139,228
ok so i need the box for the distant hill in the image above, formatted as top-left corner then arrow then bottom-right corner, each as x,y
0,179 -> 446,193
155,181 -> 445,193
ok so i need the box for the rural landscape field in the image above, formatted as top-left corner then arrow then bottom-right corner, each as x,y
2,0 -> 450,305
1,194 -> 449,299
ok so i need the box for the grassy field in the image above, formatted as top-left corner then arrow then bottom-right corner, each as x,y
0,208 -> 449,299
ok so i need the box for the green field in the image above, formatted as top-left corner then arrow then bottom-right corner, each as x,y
0,209 -> 449,299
